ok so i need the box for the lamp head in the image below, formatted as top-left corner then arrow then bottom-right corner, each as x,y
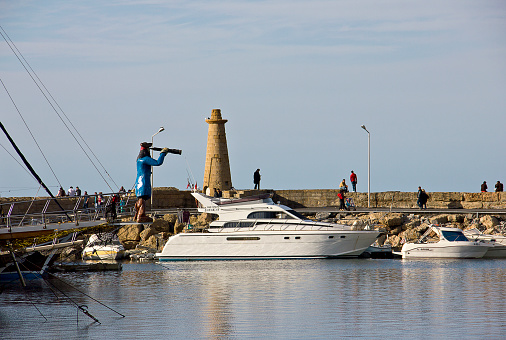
158,127 -> 165,133
361,125 -> 369,133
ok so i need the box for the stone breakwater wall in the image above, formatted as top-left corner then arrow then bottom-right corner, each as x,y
2,189 -> 506,214
270,190 -> 506,209
149,188 -> 506,210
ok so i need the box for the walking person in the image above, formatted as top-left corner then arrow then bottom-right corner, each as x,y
417,186 -> 423,209
254,169 -> 261,190
350,171 -> 357,192
421,189 -> 429,209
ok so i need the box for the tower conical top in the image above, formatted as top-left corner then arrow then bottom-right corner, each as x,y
206,109 -> 228,124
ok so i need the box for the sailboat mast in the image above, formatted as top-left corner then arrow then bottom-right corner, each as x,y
0,121 -> 71,219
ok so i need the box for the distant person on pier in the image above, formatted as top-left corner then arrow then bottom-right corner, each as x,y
75,186 -> 81,196
119,186 -> 126,196
135,142 -> 170,223
421,189 -> 429,209
350,171 -> 357,192
481,181 -> 488,192
339,179 -> 349,193
93,192 -> 98,209
338,190 -> 347,210
417,186 -> 423,209
83,191 -> 90,211
67,186 -> 76,196
495,181 -> 504,192
98,192 -> 104,212
106,193 -> 119,221
254,169 -> 261,190
57,187 -> 65,197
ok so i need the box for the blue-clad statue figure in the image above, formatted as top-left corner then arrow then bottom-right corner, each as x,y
135,142 -> 170,223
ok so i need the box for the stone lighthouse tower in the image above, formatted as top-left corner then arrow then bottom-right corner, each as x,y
203,109 -> 232,194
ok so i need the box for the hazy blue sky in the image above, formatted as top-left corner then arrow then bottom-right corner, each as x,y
1,0 -> 505,197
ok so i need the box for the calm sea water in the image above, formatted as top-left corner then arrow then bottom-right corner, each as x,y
1,258 -> 506,339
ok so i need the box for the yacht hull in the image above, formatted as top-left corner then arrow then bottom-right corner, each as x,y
400,243 -> 490,259
156,230 -> 380,261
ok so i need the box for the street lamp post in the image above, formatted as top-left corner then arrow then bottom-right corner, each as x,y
361,125 -> 370,208
151,127 -> 165,192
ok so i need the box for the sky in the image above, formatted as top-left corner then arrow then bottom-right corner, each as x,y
1,0 -> 505,197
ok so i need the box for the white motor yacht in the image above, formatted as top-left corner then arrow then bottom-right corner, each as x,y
156,192 -> 381,261
464,228 -> 506,258
82,233 -> 125,260
399,225 -> 492,259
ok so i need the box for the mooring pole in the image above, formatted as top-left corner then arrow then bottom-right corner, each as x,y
9,248 -> 26,287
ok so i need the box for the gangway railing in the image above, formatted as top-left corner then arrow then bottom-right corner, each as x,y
0,192 -> 137,230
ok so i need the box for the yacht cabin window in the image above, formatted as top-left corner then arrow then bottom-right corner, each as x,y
247,210 -> 306,220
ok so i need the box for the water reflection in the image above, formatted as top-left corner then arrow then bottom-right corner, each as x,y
1,259 -> 506,339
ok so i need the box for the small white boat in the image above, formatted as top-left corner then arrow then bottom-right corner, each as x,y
156,192 -> 381,261
82,233 -> 125,260
400,225 -> 491,259
464,228 -> 506,258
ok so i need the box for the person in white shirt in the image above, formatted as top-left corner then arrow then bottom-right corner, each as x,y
67,186 -> 76,197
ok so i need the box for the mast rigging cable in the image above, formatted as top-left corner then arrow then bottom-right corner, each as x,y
0,25 -> 118,193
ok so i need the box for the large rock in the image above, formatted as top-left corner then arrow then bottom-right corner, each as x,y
484,227 -> 499,235
163,213 -> 177,224
480,215 -> 499,229
140,226 -> 158,241
195,213 -> 213,226
447,214 -> 465,223
400,229 -> 420,243
174,221 -> 185,234
429,214 -> 450,225
118,224 -> 143,243
152,218 -> 172,233
139,234 -> 165,252
386,235 -> 402,248
416,222 -> 431,233
404,220 -> 421,230
122,240 -> 139,250
380,213 -> 404,228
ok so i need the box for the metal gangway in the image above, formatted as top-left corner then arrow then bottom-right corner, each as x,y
0,192 -> 137,241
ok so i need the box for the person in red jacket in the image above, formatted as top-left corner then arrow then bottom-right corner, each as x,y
338,190 -> 347,210
350,170 -> 357,192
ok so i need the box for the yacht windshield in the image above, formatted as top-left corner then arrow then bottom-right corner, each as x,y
286,209 -> 308,220
441,230 -> 468,242
247,210 -> 307,220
